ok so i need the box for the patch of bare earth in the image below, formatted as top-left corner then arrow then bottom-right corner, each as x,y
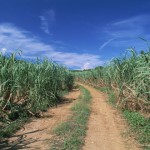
4,89 -> 80,150
79,83 -> 141,150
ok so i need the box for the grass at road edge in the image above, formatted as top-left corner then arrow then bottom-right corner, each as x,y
123,110 -> 150,150
0,118 -> 29,139
50,85 -> 92,150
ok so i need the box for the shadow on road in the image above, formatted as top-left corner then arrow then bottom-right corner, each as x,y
0,129 -> 47,150
0,88 -> 80,150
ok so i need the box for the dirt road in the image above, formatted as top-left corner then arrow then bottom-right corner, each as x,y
5,89 -> 80,150
80,83 -> 141,150
3,84 -> 141,150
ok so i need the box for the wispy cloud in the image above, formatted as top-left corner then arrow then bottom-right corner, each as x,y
99,38 -> 115,50
112,15 -> 150,28
105,15 -> 150,38
0,23 -> 104,69
99,14 -> 150,52
39,9 -> 55,34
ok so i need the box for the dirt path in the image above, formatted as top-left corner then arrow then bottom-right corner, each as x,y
80,83 -> 141,150
5,89 -> 80,150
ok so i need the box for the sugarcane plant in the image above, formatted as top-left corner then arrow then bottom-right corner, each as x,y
74,49 -> 150,112
0,51 -> 74,123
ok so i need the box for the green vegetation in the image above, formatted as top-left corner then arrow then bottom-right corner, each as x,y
73,48 -> 150,148
0,51 -> 74,138
123,111 -> 150,150
75,49 -> 150,112
51,85 -> 91,150
0,118 -> 29,138
105,88 -> 150,149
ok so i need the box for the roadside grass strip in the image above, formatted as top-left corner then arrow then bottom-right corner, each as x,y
123,110 -> 150,150
51,85 -> 92,150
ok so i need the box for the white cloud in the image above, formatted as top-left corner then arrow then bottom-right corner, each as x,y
0,47 -> 7,54
49,52 -> 104,69
0,23 -> 104,69
81,62 -> 90,70
39,9 -> 55,34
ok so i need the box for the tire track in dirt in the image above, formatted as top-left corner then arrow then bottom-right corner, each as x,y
80,83 -> 141,150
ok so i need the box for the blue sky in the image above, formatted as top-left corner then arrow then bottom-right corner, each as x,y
0,0 -> 150,69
